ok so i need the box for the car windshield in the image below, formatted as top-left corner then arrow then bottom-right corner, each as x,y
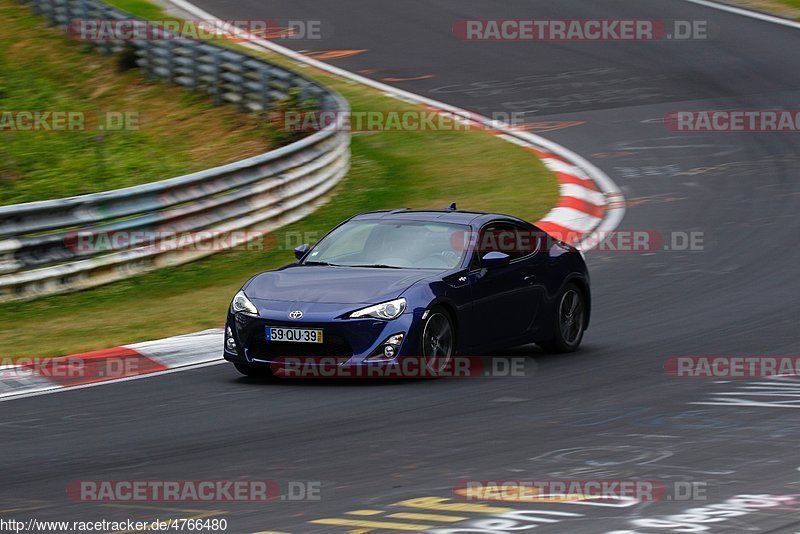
303,219 -> 470,269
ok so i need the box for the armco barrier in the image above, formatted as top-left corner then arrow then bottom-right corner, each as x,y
0,0 -> 350,302
25,0 -> 332,111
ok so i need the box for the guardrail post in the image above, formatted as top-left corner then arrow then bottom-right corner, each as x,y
211,48 -> 222,106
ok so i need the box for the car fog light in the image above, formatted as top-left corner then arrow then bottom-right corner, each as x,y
387,333 -> 404,346
366,333 -> 405,361
225,327 -> 237,351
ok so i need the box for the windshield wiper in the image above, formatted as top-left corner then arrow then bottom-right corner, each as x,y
303,261 -> 341,267
349,264 -> 403,269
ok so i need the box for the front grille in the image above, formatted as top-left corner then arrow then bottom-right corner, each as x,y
246,331 -> 352,359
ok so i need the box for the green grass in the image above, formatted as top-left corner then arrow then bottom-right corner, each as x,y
779,0 -> 800,18
764,0 -> 800,17
107,0 -> 168,19
0,0 -> 559,360
0,0 -> 278,205
727,0 -> 800,19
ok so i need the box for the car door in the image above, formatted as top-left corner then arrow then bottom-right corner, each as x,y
468,221 -> 543,349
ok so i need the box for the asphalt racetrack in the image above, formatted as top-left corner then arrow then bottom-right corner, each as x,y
3,1 -> 800,532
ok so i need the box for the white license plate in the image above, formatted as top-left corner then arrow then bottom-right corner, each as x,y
266,326 -> 323,344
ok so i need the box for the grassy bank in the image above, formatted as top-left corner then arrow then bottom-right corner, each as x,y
0,0 -> 559,359
0,0 -> 277,205
727,0 -> 800,19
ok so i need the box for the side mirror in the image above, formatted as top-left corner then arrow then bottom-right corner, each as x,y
294,244 -> 310,260
481,251 -> 510,269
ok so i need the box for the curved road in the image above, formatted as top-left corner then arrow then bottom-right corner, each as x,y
4,1 -> 800,532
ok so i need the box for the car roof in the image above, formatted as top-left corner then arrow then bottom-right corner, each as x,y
351,209 -> 525,226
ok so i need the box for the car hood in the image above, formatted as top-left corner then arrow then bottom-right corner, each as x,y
244,265 -> 436,305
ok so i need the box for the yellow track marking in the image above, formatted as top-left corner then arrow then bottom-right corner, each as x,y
387,512 -> 467,522
310,518 -> 431,531
394,496 -> 512,513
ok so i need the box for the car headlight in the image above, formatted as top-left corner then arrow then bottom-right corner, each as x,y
350,298 -> 407,320
231,290 -> 258,315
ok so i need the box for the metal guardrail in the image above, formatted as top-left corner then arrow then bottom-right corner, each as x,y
25,0 -> 334,111
0,0 -> 350,302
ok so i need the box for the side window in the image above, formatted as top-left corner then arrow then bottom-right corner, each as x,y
511,222 -> 541,258
471,222 -> 539,268
471,223 -> 517,267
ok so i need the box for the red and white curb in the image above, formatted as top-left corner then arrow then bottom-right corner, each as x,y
494,135 -> 624,248
1,0 -> 627,401
0,329 -> 224,402
537,152 -> 625,246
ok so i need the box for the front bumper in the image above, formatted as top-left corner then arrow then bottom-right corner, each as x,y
223,304 -> 426,368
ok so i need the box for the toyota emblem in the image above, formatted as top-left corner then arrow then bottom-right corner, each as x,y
288,310 -> 303,320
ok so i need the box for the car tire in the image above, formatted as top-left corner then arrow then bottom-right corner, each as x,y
233,363 -> 274,379
538,283 -> 586,354
420,306 -> 456,373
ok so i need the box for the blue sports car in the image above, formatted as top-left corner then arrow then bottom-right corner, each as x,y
224,206 -> 590,377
